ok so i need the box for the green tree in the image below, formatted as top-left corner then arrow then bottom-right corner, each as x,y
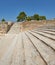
1,18 -> 5,22
39,16 -> 46,20
33,14 -> 39,20
17,12 -> 27,22
1,18 -> 5,21
26,16 -> 31,21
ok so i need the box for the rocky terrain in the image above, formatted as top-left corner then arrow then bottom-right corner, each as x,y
0,20 -> 55,65
0,22 -> 13,34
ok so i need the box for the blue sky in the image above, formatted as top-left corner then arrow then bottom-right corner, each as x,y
0,0 -> 55,21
